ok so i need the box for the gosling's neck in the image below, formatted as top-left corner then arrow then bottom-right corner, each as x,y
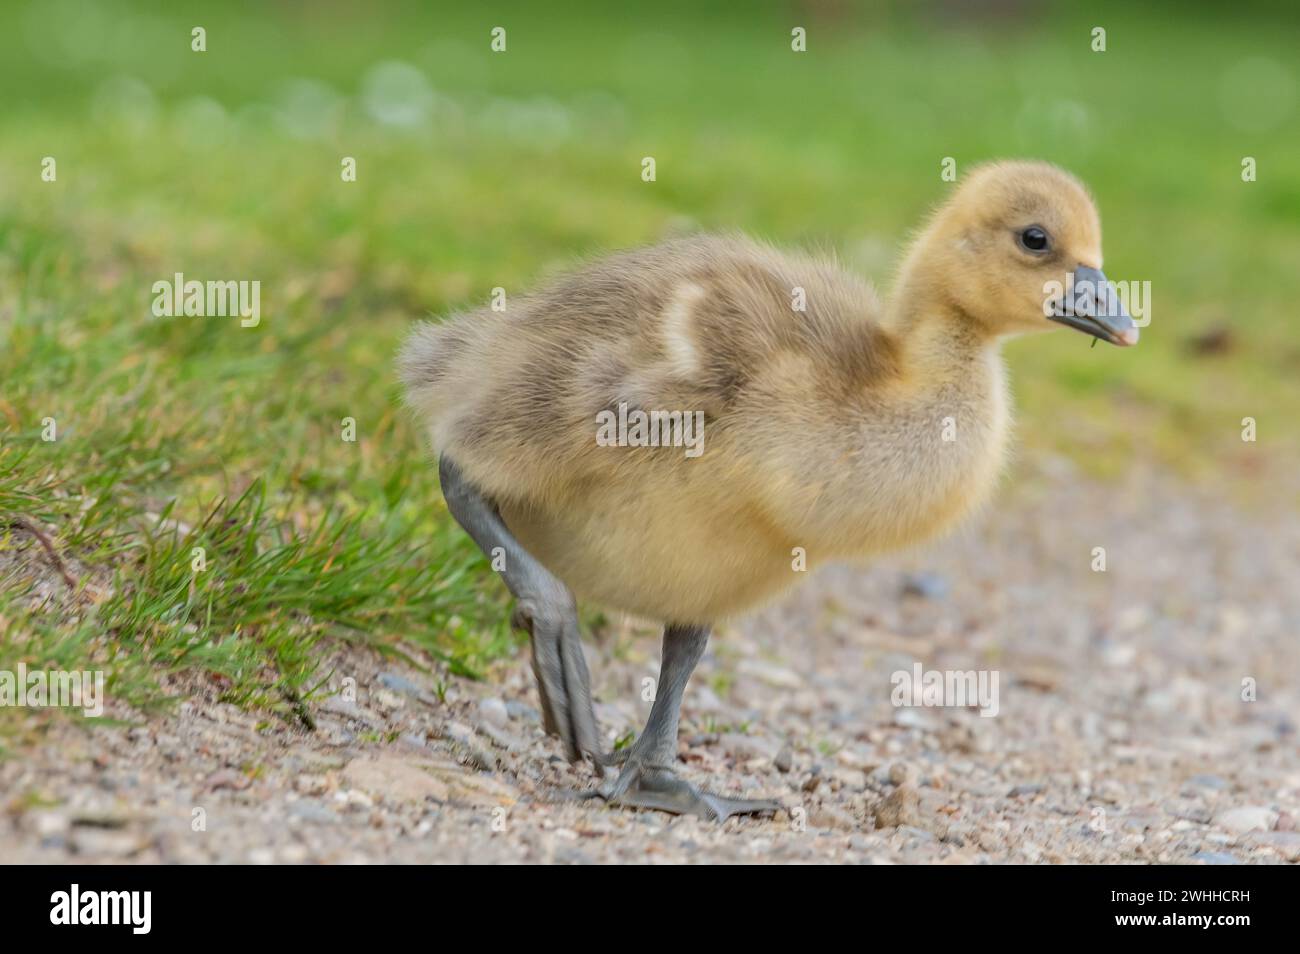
881,248 -> 1002,388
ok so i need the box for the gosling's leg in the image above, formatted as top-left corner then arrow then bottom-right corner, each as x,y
599,623 -> 781,822
438,455 -> 601,767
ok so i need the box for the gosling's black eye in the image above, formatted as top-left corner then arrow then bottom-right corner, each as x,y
1019,226 -> 1050,253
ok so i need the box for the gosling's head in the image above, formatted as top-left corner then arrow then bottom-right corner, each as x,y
919,160 -> 1138,347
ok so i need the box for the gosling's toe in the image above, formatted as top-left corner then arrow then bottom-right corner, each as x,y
513,599 -> 602,770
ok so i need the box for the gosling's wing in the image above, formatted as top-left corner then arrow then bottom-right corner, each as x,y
631,235 -> 894,412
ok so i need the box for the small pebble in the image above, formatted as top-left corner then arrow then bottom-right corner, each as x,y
478,697 -> 509,728
1214,806 -> 1278,834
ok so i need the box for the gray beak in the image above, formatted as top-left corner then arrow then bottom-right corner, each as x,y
1048,265 -> 1139,347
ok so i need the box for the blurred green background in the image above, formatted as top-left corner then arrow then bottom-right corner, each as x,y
1,0 -> 1297,730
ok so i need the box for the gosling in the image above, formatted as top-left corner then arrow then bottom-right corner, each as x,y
399,160 -> 1138,820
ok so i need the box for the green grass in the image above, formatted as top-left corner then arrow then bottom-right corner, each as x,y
1,0 -> 1298,734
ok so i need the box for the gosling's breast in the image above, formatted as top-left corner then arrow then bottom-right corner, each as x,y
824,351 -> 1012,555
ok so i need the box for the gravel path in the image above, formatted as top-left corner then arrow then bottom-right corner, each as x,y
4,456 -> 1298,864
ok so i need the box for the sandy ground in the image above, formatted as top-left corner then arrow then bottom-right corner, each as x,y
3,456 -> 1298,864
